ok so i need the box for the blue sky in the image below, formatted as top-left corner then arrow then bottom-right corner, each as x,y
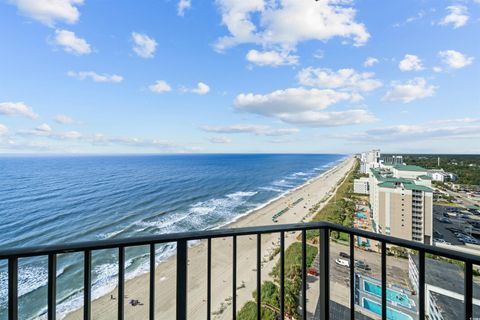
0,0 -> 479,154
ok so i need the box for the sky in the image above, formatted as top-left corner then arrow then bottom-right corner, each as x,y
0,0 -> 479,154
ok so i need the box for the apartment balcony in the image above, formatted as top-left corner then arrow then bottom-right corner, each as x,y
0,222 -> 478,320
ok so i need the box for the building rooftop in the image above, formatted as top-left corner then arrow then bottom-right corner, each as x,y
393,164 -> 427,172
372,168 -> 433,192
418,175 -> 432,180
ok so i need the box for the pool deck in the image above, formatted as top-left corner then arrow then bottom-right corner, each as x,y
355,274 -> 418,320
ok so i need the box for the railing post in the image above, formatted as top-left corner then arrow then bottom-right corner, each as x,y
465,261 -> 473,320
280,231 -> 285,320
150,244 -> 156,320
320,228 -> 330,320
207,238 -> 211,320
256,234 -> 261,320
232,236 -> 237,320
418,250 -> 425,320
177,240 -> 188,320
8,257 -> 18,320
381,241 -> 387,320
118,247 -> 125,320
349,234 -> 355,320
48,253 -> 57,320
84,250 -> 91,320
302,230 -> 307,320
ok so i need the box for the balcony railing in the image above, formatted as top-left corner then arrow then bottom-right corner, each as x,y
1,221 -> 479,320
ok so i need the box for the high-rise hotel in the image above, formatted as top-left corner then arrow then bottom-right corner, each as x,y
357,150 -> 434,245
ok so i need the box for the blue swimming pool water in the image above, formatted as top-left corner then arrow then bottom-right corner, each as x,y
357,237 -> 371,247
356,212 -> 367,219
363,298 -> 413,320
363,280 -> 412,309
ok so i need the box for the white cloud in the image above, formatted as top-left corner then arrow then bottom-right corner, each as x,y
181,82 -> 210,95
297,67 -> 382,92
393,10 -> 427,28
54,115 -> 75,124
0,102 -> 39,119
53,29 -> 91,55
131,32 -> 157,58
9,0 -> 83,26
208,136 -> 231,144
191,82 -> 210,95
438,50 -> 474,69
313,49 -> 324,60
398,54 -> 423,71
177,0 -> 191,16
363,57 -> 379,67
201,124 -> 299,136
35,123 -> 52,133
246,49 -> 298,67
214,0 -> 370,52
0,124 -> 8,136
149,80 -> 172,93
67,71 -> 123,83
337,120 -> 480,142
20,126 -> 82,140
383,78 -> 436,103
440,5 -> 469,29
234,87 -> 374,126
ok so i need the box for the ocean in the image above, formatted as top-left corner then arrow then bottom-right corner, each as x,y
0,153 -> 345,319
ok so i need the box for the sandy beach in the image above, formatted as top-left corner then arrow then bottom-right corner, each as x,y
65,156 -> 355,319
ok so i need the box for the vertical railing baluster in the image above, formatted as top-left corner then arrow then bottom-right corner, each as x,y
320,228 -> 330,320
150,244 -> 155,320
118,247 -> 125,320
381,241 -> 387,320
280,231 -> 285,320
207,238 -> 211,320
302,230 -> 307,320
465,261 -> 473,320
84,250 -> 91,320
349,234 -> 355,320
232,236 -> 237,320
8,257 -> 18,320
419,250 -> 425,320
48,253 -> 57,320
256,234 -> 261,320
177,240 -> 188,320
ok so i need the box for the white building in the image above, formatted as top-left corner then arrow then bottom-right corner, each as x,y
353,177 -> 369,195
360,149 -> 381,174
392,165 -> 428,180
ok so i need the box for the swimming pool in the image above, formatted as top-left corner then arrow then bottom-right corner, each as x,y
363,280 -> 413,309
356,212 -> 368,219
363,298 -> 413,320
357,237 -> 371,247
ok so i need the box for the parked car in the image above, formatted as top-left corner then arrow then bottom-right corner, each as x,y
335,258 -> 350,267
355,260 -> 371,270
464,238 -> 479,245
439,218 -> 452,224
433,231 -> 443,238
339,252 -> 350,258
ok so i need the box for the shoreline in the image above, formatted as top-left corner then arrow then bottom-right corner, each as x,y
64,156 -> 355,319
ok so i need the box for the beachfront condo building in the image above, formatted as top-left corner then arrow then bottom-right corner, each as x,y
353,177 -> 370,195
359,149 -> 381,174
369,166 -> 433,245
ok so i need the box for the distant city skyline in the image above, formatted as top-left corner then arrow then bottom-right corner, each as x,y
0,0 -> 479,154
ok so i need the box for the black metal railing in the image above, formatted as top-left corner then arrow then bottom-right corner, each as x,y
1,221 -> 480,320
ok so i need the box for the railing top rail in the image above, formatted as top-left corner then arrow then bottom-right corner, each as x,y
2,221 -> 480,264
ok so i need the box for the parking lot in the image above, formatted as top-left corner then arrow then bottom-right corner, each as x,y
433,205 -> 480,245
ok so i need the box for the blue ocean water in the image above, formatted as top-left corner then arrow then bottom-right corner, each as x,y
0,154 -> 344,319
